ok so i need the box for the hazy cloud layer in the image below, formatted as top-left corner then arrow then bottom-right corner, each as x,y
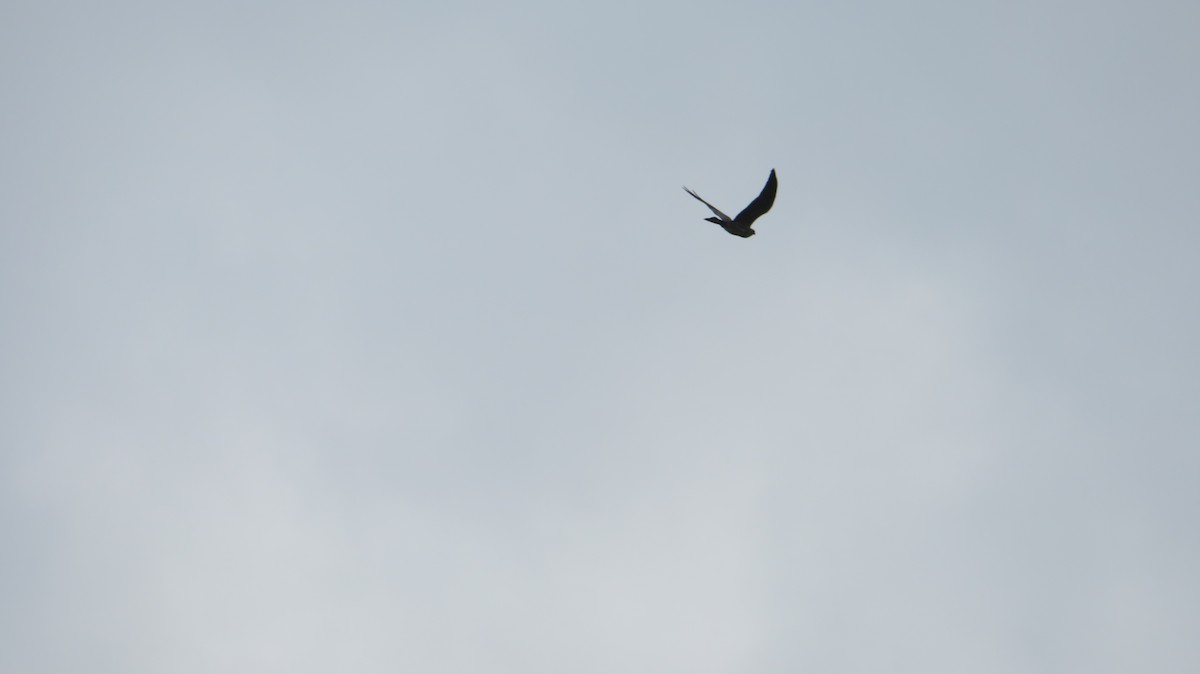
3,1 -> 1198,672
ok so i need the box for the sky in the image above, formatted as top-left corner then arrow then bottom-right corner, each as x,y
2,1 -> 1198,672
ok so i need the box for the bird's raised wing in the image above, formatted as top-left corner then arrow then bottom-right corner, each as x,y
683,186 -> 732,222
734,169 -> 777,226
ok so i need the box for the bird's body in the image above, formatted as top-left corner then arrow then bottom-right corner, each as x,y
684,169 -> 777,238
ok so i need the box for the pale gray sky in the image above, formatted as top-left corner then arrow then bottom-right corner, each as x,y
2,1 -> 1198,672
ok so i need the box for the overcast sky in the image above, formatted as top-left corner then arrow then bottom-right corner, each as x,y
2,1 -> 1198,672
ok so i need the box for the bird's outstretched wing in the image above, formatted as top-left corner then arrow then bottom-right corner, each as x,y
683,187 -> 732,222
734,169 -> 777,226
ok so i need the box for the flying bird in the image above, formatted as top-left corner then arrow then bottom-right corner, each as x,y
684,169 -> 777,238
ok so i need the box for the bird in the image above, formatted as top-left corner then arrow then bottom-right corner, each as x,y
683,169 -> 777,238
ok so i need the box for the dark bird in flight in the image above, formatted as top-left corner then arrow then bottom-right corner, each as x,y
684,169 -> 777,238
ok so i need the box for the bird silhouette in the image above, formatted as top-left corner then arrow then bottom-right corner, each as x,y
684,169 -> 777,238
